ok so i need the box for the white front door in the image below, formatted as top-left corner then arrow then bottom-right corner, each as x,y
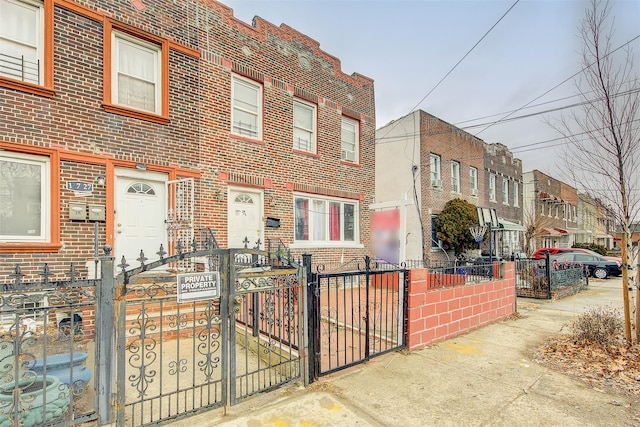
227,188 -> 263,248
114,169 -> 168,264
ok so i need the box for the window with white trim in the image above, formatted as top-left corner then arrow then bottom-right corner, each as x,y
451,161 -> 460,193
293,99 -> 316,153
513,182 -> 519,207
112,30 -> 161,114
502,178 -> 509,205
231,74 -> 262,139
0,151 -> 50,242
294,194 -> 357,244
0,0 -> 43,84
430,154 -> 441,188
469,167 -> 478,195
340,116 -> 359,163
489,174 -> 496,201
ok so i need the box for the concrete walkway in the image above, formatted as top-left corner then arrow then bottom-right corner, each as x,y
173,278 -> 639,426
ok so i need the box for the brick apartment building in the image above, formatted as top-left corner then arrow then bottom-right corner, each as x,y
376,110 -> 521,263
522,170 -> 578,251
0,0 -> 375,279
482,143 -> 524,257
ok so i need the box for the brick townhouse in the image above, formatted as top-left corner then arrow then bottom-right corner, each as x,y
375,110 -> 523,264
522,170 -> 578,251
0,0 -> 375,279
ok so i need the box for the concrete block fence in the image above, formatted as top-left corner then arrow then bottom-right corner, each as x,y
406,262 -> 516,350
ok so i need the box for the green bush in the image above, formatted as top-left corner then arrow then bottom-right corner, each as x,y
570,306 -> 623,345
572,242 -> 608,256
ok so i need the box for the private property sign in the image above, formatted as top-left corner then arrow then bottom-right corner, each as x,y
176,272 -> 220,303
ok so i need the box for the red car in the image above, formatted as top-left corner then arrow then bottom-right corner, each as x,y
532,247 -> 622,264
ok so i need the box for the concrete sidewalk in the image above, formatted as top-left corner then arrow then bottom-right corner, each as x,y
175,278 -> 639,426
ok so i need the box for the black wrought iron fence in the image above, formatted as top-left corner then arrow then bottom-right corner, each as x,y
0,265 -> 98,427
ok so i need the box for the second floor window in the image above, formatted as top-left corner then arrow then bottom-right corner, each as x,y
112,31 -> 161,114
0,0 -> 43,85
451,161 -> 460,193
341,116 -> 359,163
232,74 -> 262,140
489,174 -> 496,201
502,179 -> 509,205
430,154 -> 441,188
293,99 -> 316,153
469,167 -> 478,196
513,182 -> 519,207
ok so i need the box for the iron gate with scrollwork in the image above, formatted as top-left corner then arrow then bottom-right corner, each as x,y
107,242 -> 306,426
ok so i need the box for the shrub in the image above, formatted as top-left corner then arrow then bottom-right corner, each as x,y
572,242 -> 607,256
570,306 -> 623,345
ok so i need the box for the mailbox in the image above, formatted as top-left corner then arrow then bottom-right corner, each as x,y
68,203 -> 86,220
88,205 -> 106,221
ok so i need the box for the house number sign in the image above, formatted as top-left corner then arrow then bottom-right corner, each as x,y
66,181 -> 94,193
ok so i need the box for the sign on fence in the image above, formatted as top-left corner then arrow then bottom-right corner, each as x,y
176,272 -> 220,302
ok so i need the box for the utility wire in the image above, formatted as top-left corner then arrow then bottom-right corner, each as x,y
474,33 -> 640,136
377,0 -> 521,142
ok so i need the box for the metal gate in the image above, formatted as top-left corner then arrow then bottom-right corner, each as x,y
304,256 -> 408,380
109,241 -> 306,426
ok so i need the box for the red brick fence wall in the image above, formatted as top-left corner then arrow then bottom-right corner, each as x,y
406,262 -> 516,350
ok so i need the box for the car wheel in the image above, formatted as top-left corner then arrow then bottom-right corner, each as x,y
593,267 -> 608,279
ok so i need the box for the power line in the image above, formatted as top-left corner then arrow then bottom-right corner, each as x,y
377,0 -> 521,142
473,33 -> 640,136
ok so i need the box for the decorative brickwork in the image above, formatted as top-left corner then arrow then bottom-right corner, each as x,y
0,0 -> 375,278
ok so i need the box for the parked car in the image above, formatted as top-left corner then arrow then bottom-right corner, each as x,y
551,252 -> 622,279
532,247 -> 621,264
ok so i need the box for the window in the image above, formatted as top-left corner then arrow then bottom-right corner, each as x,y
0,151 -> 50,242
293,99 -> 316,153
0,0 -> 53,95
294,194 -> 357,244
0,0 -> 42,84
341,116 -> 359,163
451,161 -> 460,193
430,154 -> 441,188
112,31 -> 161,114
231,75 -> 262,139
502,179 -> 509,205
431,215 -> 440,248
104,20 -> 169,123
540,202 -> 545,216
489,174 -> 496,201
469,167 -> 478,196
513,182 -> 519,207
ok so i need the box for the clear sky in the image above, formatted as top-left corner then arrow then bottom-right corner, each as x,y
220,0 -> 640,179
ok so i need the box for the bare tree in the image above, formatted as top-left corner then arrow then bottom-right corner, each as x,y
552,0 -> 640,343
522,209 -> 556,256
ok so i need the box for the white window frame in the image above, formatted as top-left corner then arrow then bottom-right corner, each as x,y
291,193 -> 361,248
0,0 -> 44,85
502,178 -> 509,205
430,154 -> 441,188
231,74 -> 263,140
489,174 -> 496,201
340,116 -> 359,163
0,151 -> 50,242
451,161 -> 460,193
469,167 -> 478,195
111,30 -> 162,114
293,99 -> 316,153
513,182 -> 519,207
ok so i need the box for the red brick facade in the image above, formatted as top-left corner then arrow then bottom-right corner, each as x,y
0,0 -> 375,279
